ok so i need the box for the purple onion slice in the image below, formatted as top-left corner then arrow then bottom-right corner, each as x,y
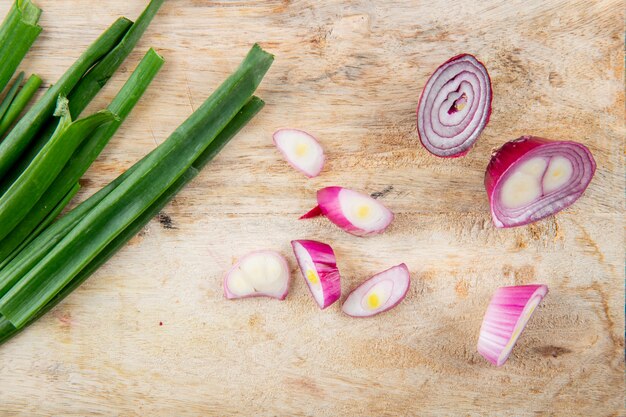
273,129 -> 325,178
342,264 -> 410,318
477,284 -> 548,366
299,187 -> 394,237
223,250 -> 290,300
291,240 -> 341,309
485,136 -> 596,228
417,54 -> 492,158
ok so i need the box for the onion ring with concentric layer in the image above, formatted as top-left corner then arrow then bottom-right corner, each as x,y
417,54 -> 492,158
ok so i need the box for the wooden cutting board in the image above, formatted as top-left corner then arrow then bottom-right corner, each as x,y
0,1 -> 623,415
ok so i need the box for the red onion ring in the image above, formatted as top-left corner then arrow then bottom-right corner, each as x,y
417,54 -> 492,158
485,136 -> 596,228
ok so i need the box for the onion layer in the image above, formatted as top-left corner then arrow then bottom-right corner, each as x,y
477,284 -> 548,366
342,264 -> 410,317
417,54 -> 492,158
291,240 -> 341,309
485,136 -> 596,228
273,129 -> 324,178
300,187 -> 394,236
223,250 -> 290,300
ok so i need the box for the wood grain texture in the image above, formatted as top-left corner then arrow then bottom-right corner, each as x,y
0,0 -> 623,415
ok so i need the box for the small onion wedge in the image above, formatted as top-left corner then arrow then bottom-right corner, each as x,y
477,284 -> 548,366
291,240 -> 341,309
273,128 -> 324,178
342,264 -> 410,317
223,250 -> 290,300
301,187 -> 394,236
417,54 -> 492,157
485,136 -> 596,228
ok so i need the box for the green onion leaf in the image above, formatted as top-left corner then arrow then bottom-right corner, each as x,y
0,170 -> 127,300
0,74 -> 42,138
0,72 -> 25,124
0,49 -> 163,267
0,182 -> 80,275
0,97 -> 264,345
0,0 -> 42,94
68,0 -> 164,119
0,0 -> 163,194
0,97 -> 116,244
0,44 -> 273,328
0,16 -> 131,179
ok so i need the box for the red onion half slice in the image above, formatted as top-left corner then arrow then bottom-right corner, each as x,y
223,251 -> 290,300
485,136 -> 596,228
291,240 -> 341,309
477,284 -> 548,366
273,129 -> 325,178
417,54 -> 492,158
300,187 -> 394,237
342,264 -> 410,317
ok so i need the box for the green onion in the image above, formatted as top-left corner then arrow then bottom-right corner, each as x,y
0,315 -> 13,342
0,183 -> 82,276
0,16 -> 131,179
0,183 -> 80,270
42,184 -> 81,241
68,0 -> 164,119
0,74 -> 42,138
0,44 -> 273,328
0,97 -> 116,244
0,49 -> 164,267
0,72 -> 25,124
0,0 -> 42,94
1,0 -> 163,192
0,180 -> 80,294
0,45 -> 168,277
0,168 -> 128,298
0,97 -> 264,345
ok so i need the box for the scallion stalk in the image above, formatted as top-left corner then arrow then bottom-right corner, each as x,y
0,72 -> 24,124
0,0 -> 42,94
13,183 -> 81,268
0,49 -> 164,266
0,44 -> 273,328
0,16 -> 131,179
0,184 -> 80,340
0,0 -> 163,192
0,97 -> 264,344
68,0 -> 164,119
0,97 -> 116,243
0,74 -> 42,138
0,170 -> 129,298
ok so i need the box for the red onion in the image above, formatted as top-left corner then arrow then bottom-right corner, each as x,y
342,264 -> 410,317
300,187 -> 394,237
477,284 -> 548,366
485,136 -> 596,228
291,240 -> 341,309
273,128 -> 325,178
417,54 -> 492,158
223,250 -> 290,300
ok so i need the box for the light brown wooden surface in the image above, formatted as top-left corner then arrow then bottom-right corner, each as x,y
0,0 -> 623,415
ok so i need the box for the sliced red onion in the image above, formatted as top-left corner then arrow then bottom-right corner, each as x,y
342,264 -> 410,317
485,136 -> 596,228
477,284 -> 548,366
300,187 -> 394,236
291,240 -> 341,309
417,54 -> 492,157
223,250 -> 290,300
273,128 -> 325,178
